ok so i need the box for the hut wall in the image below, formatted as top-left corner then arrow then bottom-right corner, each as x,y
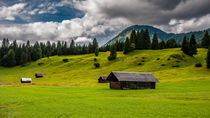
120,82 -> 155,89
110,82 -> 121,89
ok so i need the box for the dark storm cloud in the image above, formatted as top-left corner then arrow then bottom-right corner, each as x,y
99,0 -> 210,25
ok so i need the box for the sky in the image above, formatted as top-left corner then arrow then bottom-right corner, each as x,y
0,0 -> 210,45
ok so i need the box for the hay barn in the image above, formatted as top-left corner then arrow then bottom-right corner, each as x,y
35,73 -> 43,78
21,78 -> 32,83
98,76 -> 108,83
107,72 -> 159,90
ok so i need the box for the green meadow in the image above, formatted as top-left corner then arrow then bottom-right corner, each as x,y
0,48 -> 210,118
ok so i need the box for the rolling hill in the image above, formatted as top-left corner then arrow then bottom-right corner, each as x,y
106,25 -> 210,45
0,49 -> 210,118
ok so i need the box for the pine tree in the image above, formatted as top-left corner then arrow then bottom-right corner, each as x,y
159,41 -> 166,49
139,30 -> 145,49
20,44 -> 29,65
201,30 -> 210,48
151,33 -> 159,50
95,47 -> 99,56
20,52 -> 28,65
166,39 -> 178,48
46,41 -> 51,57
6,49 -> 16,67
88,43 -> 93,53
57,41 -> 62,55
181,36 -> 190,55
143,29 -> 151,49
189,33 -> 197,56
92,38 -> 98,52
108,44 -> 117,60
130,30 -> 136,44
70,40 -> 75,54
26,40 -> 31,62
123,37 -> 130,54
207,46 -> 210,69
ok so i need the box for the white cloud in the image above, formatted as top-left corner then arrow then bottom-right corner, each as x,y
75,37 -> 92,43
0,3 -> 26,20
158,14 -> 210,33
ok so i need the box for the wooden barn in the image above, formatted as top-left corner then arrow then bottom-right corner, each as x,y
98,76 -> 108,83
21,78 -> 32,83
107,72 -> 159,90
35,73 -> 43,78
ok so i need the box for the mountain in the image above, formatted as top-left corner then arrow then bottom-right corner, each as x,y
105,25 -> 210,45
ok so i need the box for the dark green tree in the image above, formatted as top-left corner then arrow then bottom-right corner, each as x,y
151,33 -> 159,50
159,41 -> 166,49
123,37 -> 130,54
3,49 -> 16,67
26,40 -> 31,62
189,33 -> 197,56
201,30 -> 210,48
130,30 -> 136,44
46,41 -> 51,58
92,38 -> 98,52
57,41 -> 62,55
143,29 -> 151,49
108,44 -> 117,60
166,39 -> 178,48
181,36 -> 190,55
69,40 -> 75,54
95,47 -> 99,56
20,44 -> 29,65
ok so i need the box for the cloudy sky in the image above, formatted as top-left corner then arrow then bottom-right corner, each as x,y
0,0 -> 210,45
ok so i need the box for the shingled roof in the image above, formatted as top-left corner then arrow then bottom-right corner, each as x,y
107,71 -> 159,82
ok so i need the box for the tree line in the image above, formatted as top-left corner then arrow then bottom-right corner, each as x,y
0,29 -> 210,68
0,38 -> 99,67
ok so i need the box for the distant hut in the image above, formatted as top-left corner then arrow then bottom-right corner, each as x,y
98,76 -> 108,83
35,73 -> 43,78
107,72 -> 159,90
21,78 -> 32,83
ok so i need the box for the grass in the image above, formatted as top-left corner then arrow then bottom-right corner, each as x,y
0,48 -> 210,118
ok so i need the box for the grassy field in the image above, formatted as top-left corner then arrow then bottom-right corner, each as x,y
0,48 -> 210,118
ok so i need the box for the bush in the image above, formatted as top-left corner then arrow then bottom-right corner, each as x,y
138,63 -> 142,65
94,63 -> 100,68
63,59 -> 69,62
195,63 -> 202,67
38,63 -> 44,66
108,55 -> 116,61
156,58 -> 160,60
94,58 -> 97,62
172,64 -> 180,67
161,64 -> 165,66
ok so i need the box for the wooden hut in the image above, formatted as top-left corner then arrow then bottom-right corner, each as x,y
107,72 -> 159,90
35,73 -> 43,78
98,76 -> 108,83
21,78 -> 32,83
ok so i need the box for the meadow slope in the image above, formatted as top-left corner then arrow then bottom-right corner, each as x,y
0,48 -> 210,118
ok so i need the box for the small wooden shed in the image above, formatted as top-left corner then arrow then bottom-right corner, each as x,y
21,78 -> 32,83
98,76 -> 108,83
35,73 -> 43,78
107,72 -> 159,90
